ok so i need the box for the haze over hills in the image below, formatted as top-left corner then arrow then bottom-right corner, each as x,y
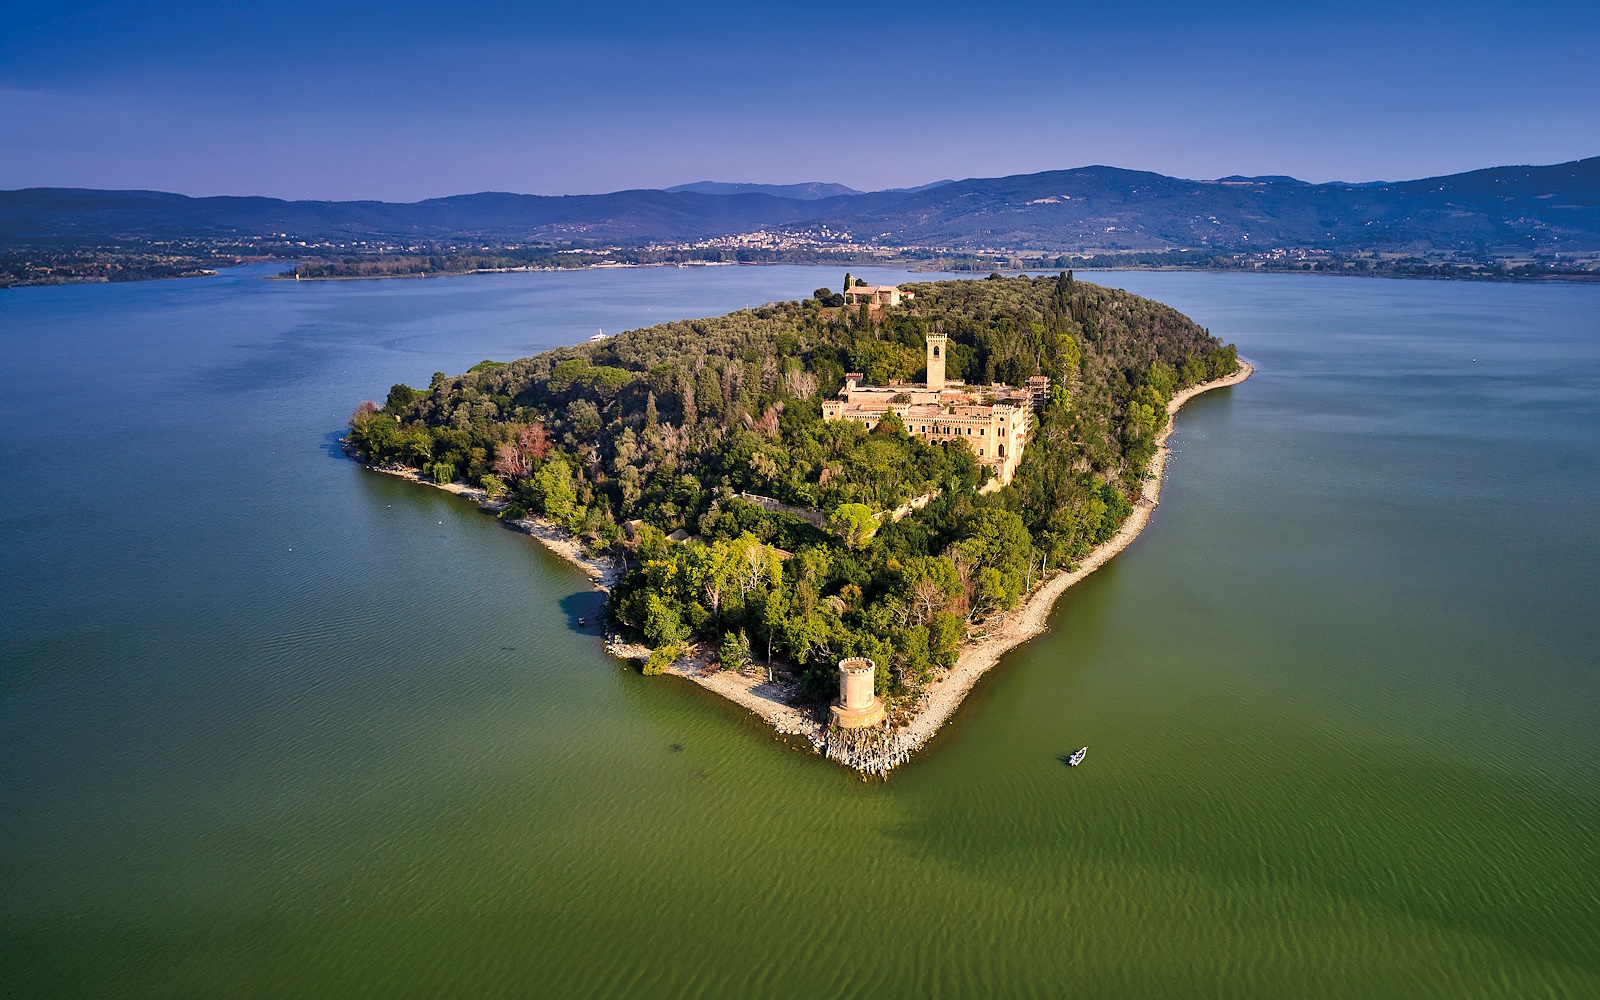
664,181 -> 862,199
3,158 -> 1597,256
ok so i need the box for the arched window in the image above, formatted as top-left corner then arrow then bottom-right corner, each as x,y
998,443 -> 1007,457
932,345 -> 940,358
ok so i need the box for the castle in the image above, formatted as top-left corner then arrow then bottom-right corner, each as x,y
822,331 -> 1049,487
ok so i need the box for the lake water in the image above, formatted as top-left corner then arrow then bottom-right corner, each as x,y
3,265 -> 1597,997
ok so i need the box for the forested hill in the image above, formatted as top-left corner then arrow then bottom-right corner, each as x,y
347,274 -> 1239,704
5,157 -> 1597,254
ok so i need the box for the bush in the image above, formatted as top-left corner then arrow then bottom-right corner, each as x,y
643,643 -> 680,676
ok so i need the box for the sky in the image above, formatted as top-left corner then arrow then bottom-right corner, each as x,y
2,1 -> 1596,201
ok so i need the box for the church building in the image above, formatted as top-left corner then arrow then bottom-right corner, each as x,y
821,332 -> 1049,487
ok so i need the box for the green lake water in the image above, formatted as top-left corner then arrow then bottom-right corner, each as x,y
3,266 -> 1597,996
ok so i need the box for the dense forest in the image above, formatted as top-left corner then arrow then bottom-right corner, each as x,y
348,274 -> 1237,707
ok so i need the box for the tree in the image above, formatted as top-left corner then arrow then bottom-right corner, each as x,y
385,383 -> 422,414
959,508 -> 1032,609
895,625 -> 932,687
397,426 -> 433,466
910,574 -> 945,626
565,399 -> 602,441
696,365 -> 725,421
829,503 -> 878,551
929,611 -> 963,668
493,441 -> 527,479
719,630 -> 752,672
350,400 -> 380,426
643,594 -> 687,646
1146,360 -> 1176,402
517,422 -> 552,461
643,643 -> 680,676
679,367 -> 699,426
703,572 -> 724,623
535,458 -> 579,526
761,590 -> 785,675
733,534 -> 780,599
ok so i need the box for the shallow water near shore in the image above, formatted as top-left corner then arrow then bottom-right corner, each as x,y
3,265 -> 1597,996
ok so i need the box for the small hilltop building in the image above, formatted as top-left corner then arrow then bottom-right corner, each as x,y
822,329 -> 1048,488
843,283 -> 912,308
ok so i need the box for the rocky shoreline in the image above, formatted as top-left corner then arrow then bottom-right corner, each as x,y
351,359 -> 1252,778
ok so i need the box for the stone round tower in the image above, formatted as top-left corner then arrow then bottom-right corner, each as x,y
829,657 -> 886,729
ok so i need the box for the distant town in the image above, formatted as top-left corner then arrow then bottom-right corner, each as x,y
5,231 -> 1593,288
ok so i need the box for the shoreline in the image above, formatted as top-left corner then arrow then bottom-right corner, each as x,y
352,359 -> 1252,776
13,255 -> 1586,290
261,263 -> 1600,286
619,361 -> 1254,775
854,359 -> 1256,770
355,459 -> 622,589
657,361 -> 1255,775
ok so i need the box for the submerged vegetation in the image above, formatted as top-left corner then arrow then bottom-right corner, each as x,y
348,274 -> 1238,705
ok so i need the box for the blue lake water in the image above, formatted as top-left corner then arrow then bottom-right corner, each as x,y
3,265 -> 1597,996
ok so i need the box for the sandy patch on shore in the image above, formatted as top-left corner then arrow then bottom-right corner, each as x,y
668,655 -> 821,738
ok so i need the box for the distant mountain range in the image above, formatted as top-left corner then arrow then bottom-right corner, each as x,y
662,179 -> 955,199
664,181 -> 863,199
4,158 -> 1596,254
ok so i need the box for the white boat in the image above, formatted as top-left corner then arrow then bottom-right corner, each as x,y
589,329 -> 608,341
1068,746 -> 1087,767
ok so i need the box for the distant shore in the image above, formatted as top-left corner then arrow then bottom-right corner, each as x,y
352,360 -> 1253,777
263,258 -> 1598,286
10,252 -> 1590,289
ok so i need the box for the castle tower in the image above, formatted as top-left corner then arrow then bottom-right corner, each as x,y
925,333 -> 947,391
829,657 -> 886,729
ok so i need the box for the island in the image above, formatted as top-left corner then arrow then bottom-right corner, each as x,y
346,273 -> 1250,775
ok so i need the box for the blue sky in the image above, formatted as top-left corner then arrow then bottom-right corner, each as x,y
2,1 -> 1595,200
